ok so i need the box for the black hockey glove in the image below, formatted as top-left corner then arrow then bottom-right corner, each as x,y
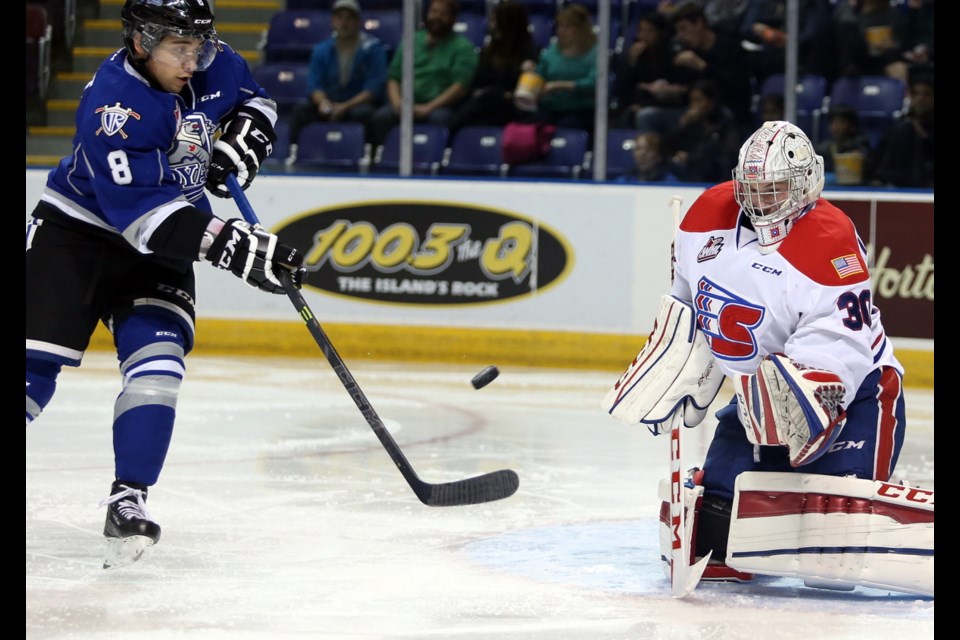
205,219 -> 304,294
206,110 -> 276,199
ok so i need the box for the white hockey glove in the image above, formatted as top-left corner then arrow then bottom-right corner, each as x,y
602,295 -> 725,434
734,353 -> 846,466
205,219 -> 303,294
206,110 -> 276,199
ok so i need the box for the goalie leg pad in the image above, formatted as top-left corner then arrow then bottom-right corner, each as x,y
735,354 -> 846,467
726,472 -> 933,597
603,295 -> 724,431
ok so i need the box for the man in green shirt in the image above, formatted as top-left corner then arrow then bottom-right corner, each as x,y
370,0 -> 478,148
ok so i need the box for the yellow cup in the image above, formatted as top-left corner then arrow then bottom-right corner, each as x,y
834,150 -> 865,185
514,72 -> 545,112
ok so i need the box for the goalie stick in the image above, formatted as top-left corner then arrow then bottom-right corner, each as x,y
225,175 -> 520,507
666,195 -> 712,597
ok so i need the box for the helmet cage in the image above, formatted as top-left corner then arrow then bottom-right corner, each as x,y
732,121 -> 824,252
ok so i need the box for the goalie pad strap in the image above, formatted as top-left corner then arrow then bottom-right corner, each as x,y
602,295 -> 724,431
726,472 -> 934,597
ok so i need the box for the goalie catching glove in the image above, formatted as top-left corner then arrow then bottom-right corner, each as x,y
205,219 -> 303,294
206,109 -> 276,199
734,353 -> 846,466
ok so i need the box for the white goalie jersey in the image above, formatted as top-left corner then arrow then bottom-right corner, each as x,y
670,181 -> 902,409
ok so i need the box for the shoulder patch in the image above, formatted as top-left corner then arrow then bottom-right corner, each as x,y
681,181 -> 740,233
778,201 -> 869,285
830,253 -> 866,279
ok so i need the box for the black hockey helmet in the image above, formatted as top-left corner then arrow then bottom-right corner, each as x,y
122,0 -> 219,70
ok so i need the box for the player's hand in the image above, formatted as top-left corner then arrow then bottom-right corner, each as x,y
205,219 -> 303,294
206,112 -> 276,199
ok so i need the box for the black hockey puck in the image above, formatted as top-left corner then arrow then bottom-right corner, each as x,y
471,365 -> 500,390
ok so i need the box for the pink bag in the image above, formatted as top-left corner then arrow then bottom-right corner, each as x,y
501,122 -> 556,164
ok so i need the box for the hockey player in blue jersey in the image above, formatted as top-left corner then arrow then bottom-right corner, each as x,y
25,0 -> 304,568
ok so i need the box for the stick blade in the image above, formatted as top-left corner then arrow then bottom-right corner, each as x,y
420,469 -> 520,507
672,550 -> 712,598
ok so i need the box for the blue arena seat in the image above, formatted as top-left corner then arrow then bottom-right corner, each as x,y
440,126 -> 507,177
454,13 -> 489,50
527,13 -> 555,51
293,121 -> 370,173
372,124 -> 450,175
604,128 -> 638,180
827,75 -> 907,148
508,127 -> 590,180
252,63 -> 310,119
362,8 -> 402,56
263,10 -> 331,63
262,119 -> 292,171
755,73 -> 828,141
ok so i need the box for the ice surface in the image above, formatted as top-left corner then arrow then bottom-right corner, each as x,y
26,353 -> 935,639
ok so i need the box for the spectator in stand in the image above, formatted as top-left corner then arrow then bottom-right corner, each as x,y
519,3 -> 598,135
369,0 -> 478,147
831,0 -> 907,79
885,0 -> 934,83
757,92 -> 784,123
635,2 -> 753,139
663,78 -> 741,183
867,72 -> 934,189
449,0 -> 540,132
815,104 -> 871,185
287,0 -> 387,161
738,0 -> 835,84
655,0 -> 749,37
615,131 -> 679,183
611,11 -> 679,129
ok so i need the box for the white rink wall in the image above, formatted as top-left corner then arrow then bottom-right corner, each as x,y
25,171 -> 933,380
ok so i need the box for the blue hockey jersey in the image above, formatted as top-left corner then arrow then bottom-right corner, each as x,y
38,42 -> 277,255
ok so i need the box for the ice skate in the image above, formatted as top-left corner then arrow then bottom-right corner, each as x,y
100,480 -> 161,569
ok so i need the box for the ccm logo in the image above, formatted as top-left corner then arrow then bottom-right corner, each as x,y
877,482 -> 934,505
751,262 -> 782,276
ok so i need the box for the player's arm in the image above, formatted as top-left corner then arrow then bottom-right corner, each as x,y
206,46 -> 279,199
145,207 -> 303,295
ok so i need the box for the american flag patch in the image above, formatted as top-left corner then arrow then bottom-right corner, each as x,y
832,253 -> 864,278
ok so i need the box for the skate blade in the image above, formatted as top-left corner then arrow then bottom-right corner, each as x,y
803,577 -> 856,592
103,535 -> 155,569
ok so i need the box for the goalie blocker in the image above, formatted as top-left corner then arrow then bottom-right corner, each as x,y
658,471 -> 934,597
602,295 -> 725,432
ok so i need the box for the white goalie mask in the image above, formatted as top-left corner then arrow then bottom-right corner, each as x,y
733,121 -> 824,253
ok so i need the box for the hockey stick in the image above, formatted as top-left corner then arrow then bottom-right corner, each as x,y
225,175 -> 519,507
667,195 -> 712,597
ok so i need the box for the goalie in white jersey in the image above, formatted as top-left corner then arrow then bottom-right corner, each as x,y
604,121 -> 930,596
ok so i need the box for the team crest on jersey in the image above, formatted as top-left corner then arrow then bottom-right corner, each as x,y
168,113 -> 214,203
95,102 -> 142,139
694,278 -> 764,361
697,236 -> 724,263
